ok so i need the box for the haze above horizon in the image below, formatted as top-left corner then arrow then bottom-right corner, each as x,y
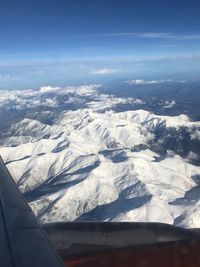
1,0 -> 200,89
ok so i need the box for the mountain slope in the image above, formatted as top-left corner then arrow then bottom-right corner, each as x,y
0,84 -> 200,228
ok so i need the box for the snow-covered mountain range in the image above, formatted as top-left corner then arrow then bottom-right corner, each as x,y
0,83 -> 200,227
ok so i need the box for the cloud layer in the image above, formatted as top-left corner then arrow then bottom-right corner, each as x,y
0,85 -> 100,110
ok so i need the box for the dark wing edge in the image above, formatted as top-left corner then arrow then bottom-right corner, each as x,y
0,156 -> 64,267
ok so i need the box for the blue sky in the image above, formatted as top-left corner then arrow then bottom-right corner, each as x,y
1,0 -> 200,89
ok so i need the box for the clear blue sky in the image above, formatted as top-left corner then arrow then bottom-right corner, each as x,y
1,0 -> 200,88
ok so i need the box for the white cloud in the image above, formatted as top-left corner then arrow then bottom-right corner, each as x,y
0,85 -> 101,109
163,100 -> 176,109
95,32 -> 200,41
44,98 -> 58,107
190,129 -> 200,140
127,79 -> 157,85
39,86 -> 61,93
135,32 -> 200,40
126,79 -> 173,85
91,67 -> 117,75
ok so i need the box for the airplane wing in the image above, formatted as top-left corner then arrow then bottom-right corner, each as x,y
45,221 -> 200,267
0,156 -> 64,267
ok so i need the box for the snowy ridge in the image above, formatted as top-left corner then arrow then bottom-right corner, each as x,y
0,85 -> 200,228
